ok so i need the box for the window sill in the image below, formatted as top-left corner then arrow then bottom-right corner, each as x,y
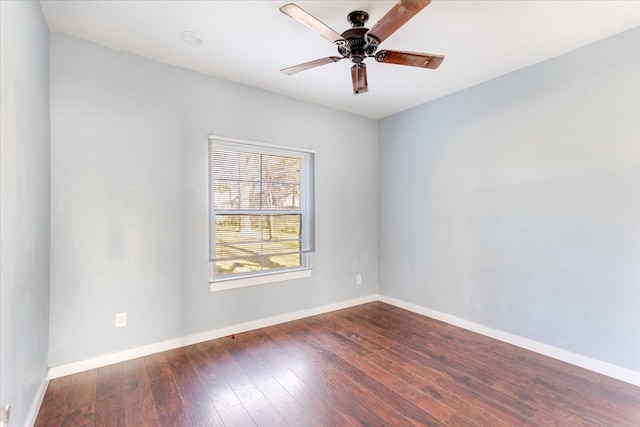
209,268 -> 312,292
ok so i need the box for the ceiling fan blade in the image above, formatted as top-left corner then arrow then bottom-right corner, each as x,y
351,63 -> 368,95
366,0 -> 431,45
375,50 -> 444,69
280,56 -> 343,75
280,3 -> 347,46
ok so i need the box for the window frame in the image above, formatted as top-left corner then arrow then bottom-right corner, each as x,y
208,135 -> 314,289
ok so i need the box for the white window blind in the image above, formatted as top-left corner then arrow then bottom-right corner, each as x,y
208,136 -> 314,281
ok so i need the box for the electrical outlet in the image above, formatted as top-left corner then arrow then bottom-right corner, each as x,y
356,274 -> 362,285
0,404 -> 10,427
115,312 -> 127,328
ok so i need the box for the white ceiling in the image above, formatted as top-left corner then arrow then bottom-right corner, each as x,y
40,0 -> 640,119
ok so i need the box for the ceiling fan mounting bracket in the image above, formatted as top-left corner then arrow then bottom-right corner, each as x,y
347,10 -> 369,27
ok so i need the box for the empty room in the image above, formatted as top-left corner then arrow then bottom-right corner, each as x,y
1,0 -> 639,426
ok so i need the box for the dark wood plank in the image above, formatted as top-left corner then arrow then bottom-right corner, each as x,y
267,322 -> 416,426
294,317 -> 450,426
353,302 -> 640,425
144,352 -> 191,426
121,357 -> 160,426
35,302 -> 640,427
347,304 -> 588,425
34,375 -> 72,427
216,402 -> 257,426
241,328 -> 385,426
164,347 -> 225,426
299,314 -> 481,426
203,338 -> 300,426
186,343 -> 257,427
345,306 -> 557,423
94,363 -> 125,427
224,332 -> 350,426
184,342 -> 245,415
59,369 -> 97,427
321,310 -> 517,426
308,310 -> 533,425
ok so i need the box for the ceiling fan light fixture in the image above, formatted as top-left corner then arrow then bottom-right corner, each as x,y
180,31 -> 202,46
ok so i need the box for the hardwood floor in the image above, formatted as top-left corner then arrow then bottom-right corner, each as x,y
36,302 -> 640,426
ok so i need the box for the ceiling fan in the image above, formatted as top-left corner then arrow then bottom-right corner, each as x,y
279,0 -> 444,95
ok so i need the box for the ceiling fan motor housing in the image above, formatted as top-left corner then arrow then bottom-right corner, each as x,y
338,11 -> 378,64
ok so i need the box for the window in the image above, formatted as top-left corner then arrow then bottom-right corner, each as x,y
208,136 -> 315,284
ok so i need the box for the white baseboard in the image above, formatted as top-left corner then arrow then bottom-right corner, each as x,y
48,294 -> 378,379
47,293 -> 640,388
377,294 -> 640,387
26,368 -> 49,427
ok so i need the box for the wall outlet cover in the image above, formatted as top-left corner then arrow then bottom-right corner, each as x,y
115,312 -> 127,328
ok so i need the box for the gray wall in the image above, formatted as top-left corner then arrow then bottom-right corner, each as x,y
379,27 -> 640,371
49,33 -> 379,365
0,1 -> 51,425
35,11 -> 640,380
